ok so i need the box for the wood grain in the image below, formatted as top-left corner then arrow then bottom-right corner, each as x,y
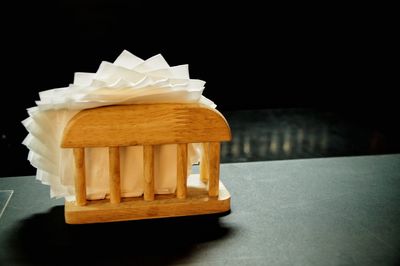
176,143 -> 188,199
73,148 -> 86,206
208,142 -> 220,197
61,103 -> 231,148
109,147 -> 121,204
143,145 -> 154,201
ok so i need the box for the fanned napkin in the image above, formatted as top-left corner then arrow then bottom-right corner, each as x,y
22,50 -> 215,201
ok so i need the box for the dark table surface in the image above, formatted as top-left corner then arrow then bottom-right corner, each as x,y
1,154 -> 400,265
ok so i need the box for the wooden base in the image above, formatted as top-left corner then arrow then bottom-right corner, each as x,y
65,174 -> 230,224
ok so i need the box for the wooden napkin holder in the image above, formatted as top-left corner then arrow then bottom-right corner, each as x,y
61,103 -> 232,224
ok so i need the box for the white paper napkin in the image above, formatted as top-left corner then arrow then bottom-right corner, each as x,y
22,50 -> 214,201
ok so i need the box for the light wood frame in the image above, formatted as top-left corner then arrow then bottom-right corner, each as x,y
61,103 -> 232,224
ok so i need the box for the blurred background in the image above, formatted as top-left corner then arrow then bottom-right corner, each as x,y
1,1 -> 398,177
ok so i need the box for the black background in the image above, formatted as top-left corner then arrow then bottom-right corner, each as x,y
1,1 -> 396,176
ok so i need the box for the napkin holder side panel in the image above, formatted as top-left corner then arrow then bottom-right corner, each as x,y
61,103 -> 232,224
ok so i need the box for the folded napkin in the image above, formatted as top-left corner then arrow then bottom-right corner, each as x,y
22,50 -> 215,201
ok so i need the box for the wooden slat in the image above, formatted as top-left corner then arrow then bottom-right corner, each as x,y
143,145 -> 154,201
109,147 -> 121,204
208,142 -> 221,197
177,143 -> 188,199
200,142 -> 210,183
61,103 -> 231,148
73,148 -> 86,206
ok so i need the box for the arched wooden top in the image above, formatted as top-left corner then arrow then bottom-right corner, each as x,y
61,103 -> 231,148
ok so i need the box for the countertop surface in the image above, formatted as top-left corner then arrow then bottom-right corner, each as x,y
1,154 -> 400,265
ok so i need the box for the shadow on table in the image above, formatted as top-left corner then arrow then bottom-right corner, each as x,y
10,206 -> 232,265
